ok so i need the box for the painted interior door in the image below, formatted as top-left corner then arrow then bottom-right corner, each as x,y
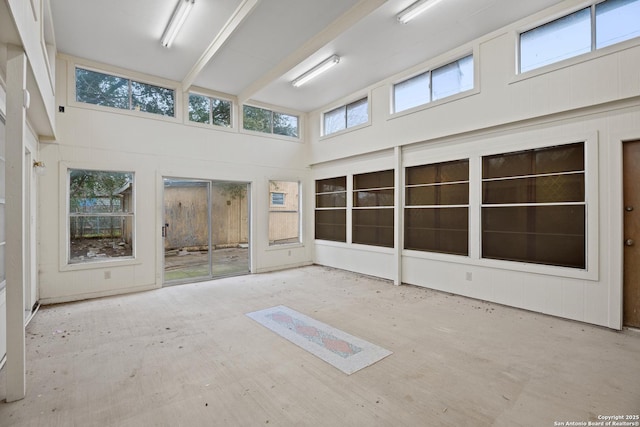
163,178 -> 250,284
623,141 -> 640,328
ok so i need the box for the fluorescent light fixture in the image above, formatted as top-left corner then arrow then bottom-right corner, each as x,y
161,0 -> 195,48
397,0 -> 443,24
292,55 -> 340,87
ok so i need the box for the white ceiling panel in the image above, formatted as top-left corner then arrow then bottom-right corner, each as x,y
51,0 -> 566,113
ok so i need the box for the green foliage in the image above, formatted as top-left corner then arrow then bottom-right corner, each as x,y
243,105 -> 272,133
75,67 -> 175,117
243,105 -> 298,137
212,98 -> 231,127
189,94 -> 210,124
75,68 -> 129,109
131,81 -> 174,116
273,112 -> 298,137
189,94 -> 231,127
69,170 -> 132,240
69,170 -> 131,213
217,182 -> 247,200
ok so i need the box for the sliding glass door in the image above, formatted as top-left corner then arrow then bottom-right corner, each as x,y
163,178 -> 249,284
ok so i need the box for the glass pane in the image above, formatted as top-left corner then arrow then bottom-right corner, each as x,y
315,209 -> 346,242
483,143 -> 584,179
212,98 -> 232,127
482,205 -> 585,268
346,98 -> 368,128
406,182 -> 469,206
243,105 -> 272,133
69,170 -> 133,214
69,169 -> 134,264
483,173 -> 585,204
406,159 -> 469,185
354,189 -> 394,207
211,181 -> 250,278
271,193 -> 285,205
596,0 -> 640,49
394,71 -> 430,113
352,209 -> 394,247
520,8 -> 591,73
316,193 -> 346,208
316,177 -> 346,193
188,93 -> 211,124
432,55 -> 474,101
269,181 -> 300,246
324,106 -> 345,135
131,81 -> 175,117
69,215 -> 133,263
75,68 -> 129,109
404,207 -> 468,255
273,112 -> 299,137
354,170 -> 394,190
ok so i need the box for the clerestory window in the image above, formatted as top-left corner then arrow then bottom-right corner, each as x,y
75,67 -> 175,117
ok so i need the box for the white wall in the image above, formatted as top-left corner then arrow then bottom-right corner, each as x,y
308,0 -> 640,329
38,56 -> 313,304
0,99 -> 5,365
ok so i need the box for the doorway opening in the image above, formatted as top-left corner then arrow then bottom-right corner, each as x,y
163,178 -> 250,285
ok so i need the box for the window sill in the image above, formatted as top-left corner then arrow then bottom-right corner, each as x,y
266,242 -> 304,251
319,121 -> 371,141
240,128 -> 302,143
59,257 -> 141,272
66,101 -> 182,125
402,249 -> 598,281
185,119 -> 237,134
388,87 -> 480,121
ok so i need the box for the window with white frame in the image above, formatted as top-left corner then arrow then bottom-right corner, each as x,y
405,159 -> 469,255
188,93 -> 232,127
394,55 -> 473,113
269,181 -> 300,246
75,67 -> 175,117
481,143 -> 585,268
68,169 -> 134,264
323,98 -> 369,136
519,0 -> 640,73
243,105 -> 299,138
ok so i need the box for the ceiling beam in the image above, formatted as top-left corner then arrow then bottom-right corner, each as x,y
182,0 -> 261,91
237,0 -> 388,106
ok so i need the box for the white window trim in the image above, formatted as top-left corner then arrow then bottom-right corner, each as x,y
388,47 -> 480,120
59,162 -> 140,272
267,179 -> 303,248
240,102 -> 302,142
320,93 -> 372,139
65,55 -> 183,124
185,88 -> 237,133
511,1 -> 640,82
401,133 -> 599,281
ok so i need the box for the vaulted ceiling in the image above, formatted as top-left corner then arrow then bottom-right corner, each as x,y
51,0 -> 564,113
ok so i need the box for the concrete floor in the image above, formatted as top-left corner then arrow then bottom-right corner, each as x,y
1,265 -> 639,426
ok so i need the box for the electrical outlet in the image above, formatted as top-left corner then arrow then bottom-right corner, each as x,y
465,272 -> 472,281
104,271 -> 111,279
